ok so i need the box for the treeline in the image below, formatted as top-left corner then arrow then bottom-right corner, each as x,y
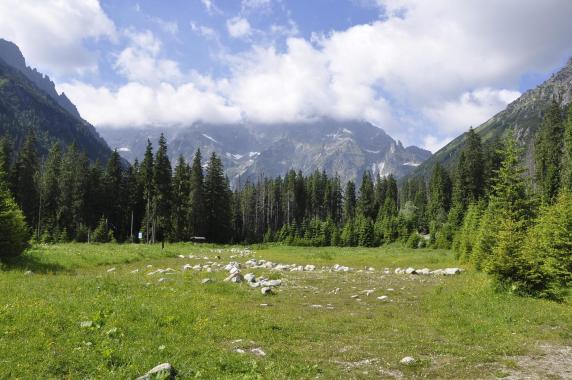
0,102 -> 571,299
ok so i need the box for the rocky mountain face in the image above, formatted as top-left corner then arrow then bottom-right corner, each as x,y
0,39 -> 112,162
100,120 -> 431,185
412,58 -> 572,180
0,39 -> 81,119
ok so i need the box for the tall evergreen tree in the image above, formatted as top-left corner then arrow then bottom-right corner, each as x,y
343,180 -> 356,222
0,167 -> 29,258
153,134 -> 172,241
189,149 -> 206,237
204,152 -> 232,242
104,150 -> 124,240
172,155 -> 191,241
0,137 -> 11,180
358,171 -> 375,219
535,100 -> 563,203
427,163 -> 452,225
140,140 -> 155,242
562,104 -> 572,191
10,131 -> 40,229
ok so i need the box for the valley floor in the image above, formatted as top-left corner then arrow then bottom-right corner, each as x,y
0,244 -> 570,379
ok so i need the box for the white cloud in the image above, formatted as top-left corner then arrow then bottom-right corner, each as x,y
114,30 -> 182,84
424,88 -> 521,134
58,0 -> 572,151
59,80 -> 242,128
201,0 -> 221,15
227,17 -> 252,39
0,0 -> 116,76
190,21 -> 218,41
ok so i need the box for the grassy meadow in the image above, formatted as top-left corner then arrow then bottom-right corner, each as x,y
0,243 -> 570,379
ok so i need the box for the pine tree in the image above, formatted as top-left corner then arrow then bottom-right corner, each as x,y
189,149 -> 205,238
0,167 -> 29,259
153,134 -> 172,241
104,150 -> 124,240
10,131 -> 40,229
172,155 -> 191,241
140,140 -> 155,242
343,180 -> 356,222
427,163 -> 452,224
357,171 -> 376,219
463,127 -> 484,201
535,100 -> 563,203
0,137 -> 11,180
562,104 -> 572,191
519,190 -> 572,300
204,152 -> 232,243
485,133 -> 535,288
39,143 -> 61,239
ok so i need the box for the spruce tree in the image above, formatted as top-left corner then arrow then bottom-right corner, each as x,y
0,137 -> 11,180
485,133 -> 535,288
140,140 -> 155,242
535,100 -> 563,203
0,167 -> 29,259
153,134 -> 172,241
204,152 -> 232,243
39,143 -> 61,239
189,149 -> 206,238
357,171 -> 375,219
562,104 -> 572,191
10,131 -> 40,229
343,180 -> 356,222
104,150 -> 124,240
172,155 -> 191,241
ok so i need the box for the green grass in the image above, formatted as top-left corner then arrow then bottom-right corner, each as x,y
0,243 -> 570,379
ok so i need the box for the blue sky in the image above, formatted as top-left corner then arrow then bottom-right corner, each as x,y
1,0 -> 572,152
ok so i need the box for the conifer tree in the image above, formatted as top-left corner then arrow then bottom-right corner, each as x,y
172,155 -> 191,241
140,140 -> 155,242
485,133 -> 535,287
39,143 -> 61,238
189,149 -> 205,237
10,131 -> 40,229
204,152 -> 232,243
0,137 -> 11,180
343,180 -> 356,222
0,167 -> 29,259
153,134 -> 172,241
535,100 -> 563,203
358,171 -> 376,219
104,150 -> 124,240
562,104 -> 572,191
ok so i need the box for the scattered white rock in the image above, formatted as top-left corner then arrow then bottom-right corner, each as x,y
351,295 -> 359,299
416,268 -> 430,275
24,270 -> 33,275
261,287 -> 272,295
250,348 -> 266,357
400,356 -> 415,365
377,295 -> 389,301
158,278 -> 169,283
234,348 -> 245,354
261,279 -> 282,287
107,267 -> 116,273
178,255 -> 185,259
361,289 -> 375,297
80,321 -> 93,328
304,264 -> 316,271
444,268 -> 462,275
136,363 -> 175,380
405,267 -> 416,275
183,264 -> 193,271
244,273 -> 256,283
310,304 -> 322,308
130,269 -> 139,274
201,278 -> 211,284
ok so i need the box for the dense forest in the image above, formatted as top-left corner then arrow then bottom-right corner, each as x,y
1,101 -> 571,299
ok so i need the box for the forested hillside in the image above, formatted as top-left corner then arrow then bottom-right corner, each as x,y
412,58 -> 572,180
0,42 -> 112,162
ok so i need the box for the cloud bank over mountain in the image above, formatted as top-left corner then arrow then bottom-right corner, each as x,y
2,0 -> 572,151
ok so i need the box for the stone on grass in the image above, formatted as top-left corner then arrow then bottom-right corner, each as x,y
107,267 -> 116,273
416,268 -> 430,275
261,286 -> 272,295
244,273 -> 256,283
250,348 -> 266,356
304,264 -> 316,271
201,278 -> 211,284
136,363 -> 176,380
261,279 -> 282,287
377,295 -> 389,301
24,270 -> 33,275
405,267 -> 416,274
183,264 -> 193,270
444,268 -> 462,275
400,356 -> 415,365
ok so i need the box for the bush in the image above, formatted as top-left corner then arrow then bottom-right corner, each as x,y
0,176 -> 30,259
405,232 -> 421,249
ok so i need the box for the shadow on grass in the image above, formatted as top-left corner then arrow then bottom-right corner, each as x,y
0,253 -> 67,274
